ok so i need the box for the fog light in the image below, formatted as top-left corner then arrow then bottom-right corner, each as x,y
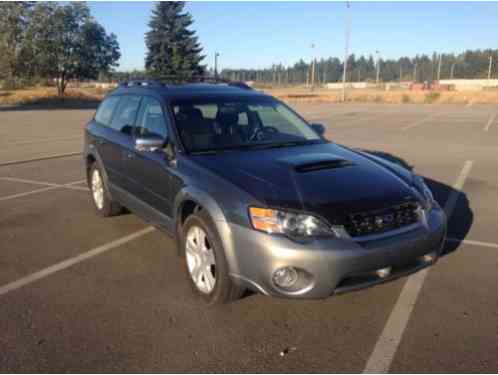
273,267 -> 298,289
376,266 -> 392,278
422,252 -> 437,263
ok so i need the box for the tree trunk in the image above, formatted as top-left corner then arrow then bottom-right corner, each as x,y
57,73 -> 66,97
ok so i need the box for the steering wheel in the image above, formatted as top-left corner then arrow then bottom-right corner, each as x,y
249,126 -> 279,141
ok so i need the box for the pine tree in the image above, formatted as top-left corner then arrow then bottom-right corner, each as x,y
145,2 -> 205,80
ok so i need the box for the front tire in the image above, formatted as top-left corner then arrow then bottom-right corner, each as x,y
182,210 -> 245,305
88,163 -> 122,217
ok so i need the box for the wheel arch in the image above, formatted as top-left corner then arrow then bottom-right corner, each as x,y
173,187 -> 241,278
85,145 -> 111,189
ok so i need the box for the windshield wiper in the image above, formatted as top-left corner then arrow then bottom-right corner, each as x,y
190,140 -> 322,154
243,140 -> 321,150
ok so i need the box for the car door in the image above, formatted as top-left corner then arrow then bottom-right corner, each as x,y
122,95 -> 174,226
104,94 -> 142,190
92,96 -> 121,184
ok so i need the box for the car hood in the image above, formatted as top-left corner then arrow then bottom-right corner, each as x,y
190,142 -> 418,224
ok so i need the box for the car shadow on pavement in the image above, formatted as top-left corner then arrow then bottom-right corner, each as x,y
360,149 -> 473,257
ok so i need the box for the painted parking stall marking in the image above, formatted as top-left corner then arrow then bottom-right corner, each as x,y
484,113 -> 496,132
0,152 -> 82,167
0,227 -> 155,297
363,160 -> 474,374
401,114 -> 437,131
0,178 -> 87,201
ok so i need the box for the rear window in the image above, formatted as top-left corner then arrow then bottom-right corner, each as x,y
95,96 -> 120,126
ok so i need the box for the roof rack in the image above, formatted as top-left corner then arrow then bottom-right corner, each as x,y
118,75 -> 253,90
119,80 -> 164,88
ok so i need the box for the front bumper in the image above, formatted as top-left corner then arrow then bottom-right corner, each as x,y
227,206 -> 446,298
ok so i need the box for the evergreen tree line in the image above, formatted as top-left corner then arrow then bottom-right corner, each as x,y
220,50 -> 498,85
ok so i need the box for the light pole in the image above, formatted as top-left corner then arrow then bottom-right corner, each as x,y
342,1 -> 351,102
214,52 -> 220,80
310,43 -> 316,90
437,53 -> 442,82
375,50 -> 380,86
488,55 -> 493,81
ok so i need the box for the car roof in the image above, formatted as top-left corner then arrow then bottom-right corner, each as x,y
108,82 -> 270,101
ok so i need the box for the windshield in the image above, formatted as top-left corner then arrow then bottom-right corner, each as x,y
171,96 -> 323,153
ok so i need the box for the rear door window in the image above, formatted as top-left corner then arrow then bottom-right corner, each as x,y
110,95 -> 141,135
95,96 -> 120,126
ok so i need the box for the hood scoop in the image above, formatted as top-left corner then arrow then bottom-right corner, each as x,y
294,159 -> 354,173
276,153 -> 354,173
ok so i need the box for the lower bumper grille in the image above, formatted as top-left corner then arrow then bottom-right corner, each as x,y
344,201 -> 420,237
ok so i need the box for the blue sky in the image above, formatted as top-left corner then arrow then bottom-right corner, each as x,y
88,2 -> 498,72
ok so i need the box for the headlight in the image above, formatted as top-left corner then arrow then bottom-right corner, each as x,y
248,207 -> 349,239
413,175 -> 435,210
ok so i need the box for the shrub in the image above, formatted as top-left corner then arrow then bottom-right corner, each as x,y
424,91 -> 441,104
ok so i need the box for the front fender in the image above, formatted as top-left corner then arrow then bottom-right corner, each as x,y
173,186 -> 242,278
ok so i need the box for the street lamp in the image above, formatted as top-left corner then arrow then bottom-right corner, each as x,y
375,50 -> 381,86
310,43 -> 316,90
214,52 -> 220,80
342,1 -> 351,102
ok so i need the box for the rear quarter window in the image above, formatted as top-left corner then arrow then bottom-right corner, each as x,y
95,96 -> 120,126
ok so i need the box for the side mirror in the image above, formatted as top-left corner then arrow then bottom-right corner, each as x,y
135,135 -> 167,152
311,123 -> 325,136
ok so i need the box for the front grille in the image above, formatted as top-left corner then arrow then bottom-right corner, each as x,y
344,201 -> 420,238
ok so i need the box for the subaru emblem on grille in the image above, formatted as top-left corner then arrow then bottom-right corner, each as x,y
375,214 -> 394,227
375,216 -> 384,226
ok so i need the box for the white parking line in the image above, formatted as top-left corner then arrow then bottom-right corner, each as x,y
447,237 -> 498,250
484,113 -> 496,132
0,178 -> 87,201
0,186 -> 60,201
401,114 -> 436,131
0,177 -> 87,190
0,152 -> 82,167
0,227 -> 155,297
363,160 -> 473,374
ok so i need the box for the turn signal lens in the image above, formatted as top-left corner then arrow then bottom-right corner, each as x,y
249,207 -> 281,233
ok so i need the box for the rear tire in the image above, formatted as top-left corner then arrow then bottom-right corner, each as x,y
181,210 -> 245,305
88,163 -> 122,217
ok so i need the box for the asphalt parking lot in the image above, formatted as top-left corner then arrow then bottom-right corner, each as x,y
0,102 -> 497,372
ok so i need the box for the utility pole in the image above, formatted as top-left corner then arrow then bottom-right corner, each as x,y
400,65 -> 402,83
437,53 -> 442,82
488,55 -> 493,80
214,52 -> 220,80
450,62 -> 456,79
342,1 -> 351,102
375,50 -> 380,86
413,62 -> 417,82
310,43 -> 316,90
